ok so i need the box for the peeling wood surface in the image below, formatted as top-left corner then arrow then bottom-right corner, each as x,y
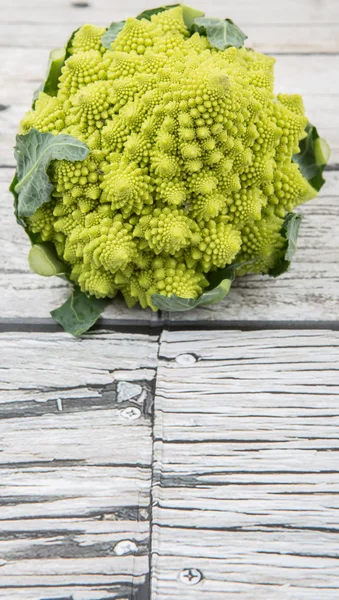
2,328 -> 339,600
0,331 -> 158,600
1,0 -> 339,598
152,329 -> 339,599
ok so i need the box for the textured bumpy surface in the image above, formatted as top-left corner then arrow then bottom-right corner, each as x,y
18,6 -> 319,311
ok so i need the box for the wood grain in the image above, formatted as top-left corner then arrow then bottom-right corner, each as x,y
0,330 -> 158,600
1,0 -> 338,25
152,329 -> 339,599
1,22 -> 338,53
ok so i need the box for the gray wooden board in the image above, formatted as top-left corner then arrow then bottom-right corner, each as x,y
152,329 -> 339,599
0,330 -> 159,600
1,328 -> 339,600
1,23 -> 339,53
1,0 -> 339,24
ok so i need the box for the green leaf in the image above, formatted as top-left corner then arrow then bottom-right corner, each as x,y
151,260 -> 248,312
206,260 -> 247,290
28,243 -> 67,277
293,122 -> 330,192
268,212 -> 303,277
10,173 -> 47,248
14,129 -> 90,218
136,4 -> 204,28
101,21 -> 126,49
191,17 -> 247,50
9,171 -> 24,228
51,288 -> 110,336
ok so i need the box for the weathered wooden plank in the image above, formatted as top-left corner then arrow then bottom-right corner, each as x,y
151,329 -> 339,599
152,554 -> 339,599
0,330 -> 158,600
0,588 -> 139,600
0,582 -> 147,600
1,0 -> 339,25
1,170 -> 338,322
2,22 -> 338,53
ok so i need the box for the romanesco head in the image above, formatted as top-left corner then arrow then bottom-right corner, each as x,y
22,7 -> 320,307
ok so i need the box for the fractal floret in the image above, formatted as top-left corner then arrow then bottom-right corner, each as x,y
11,5 -> 330,334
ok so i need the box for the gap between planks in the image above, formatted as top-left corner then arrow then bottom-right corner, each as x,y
151,328 -> 339,600
0,319 -> 339,334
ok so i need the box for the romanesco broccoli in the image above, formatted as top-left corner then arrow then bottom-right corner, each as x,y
12,5 -> 330,333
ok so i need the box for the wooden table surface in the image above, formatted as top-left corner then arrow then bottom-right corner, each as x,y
1,0 -> 339,598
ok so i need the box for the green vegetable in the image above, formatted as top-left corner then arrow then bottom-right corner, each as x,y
11,5 -> 330,335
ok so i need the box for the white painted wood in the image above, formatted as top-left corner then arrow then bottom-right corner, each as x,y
1,0 -> 338,25
2,22 -> 338,53
152,329 -> 339,599
0,330 -> 158,600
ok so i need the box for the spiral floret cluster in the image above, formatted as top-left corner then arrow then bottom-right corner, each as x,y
21,7 -> 317,308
